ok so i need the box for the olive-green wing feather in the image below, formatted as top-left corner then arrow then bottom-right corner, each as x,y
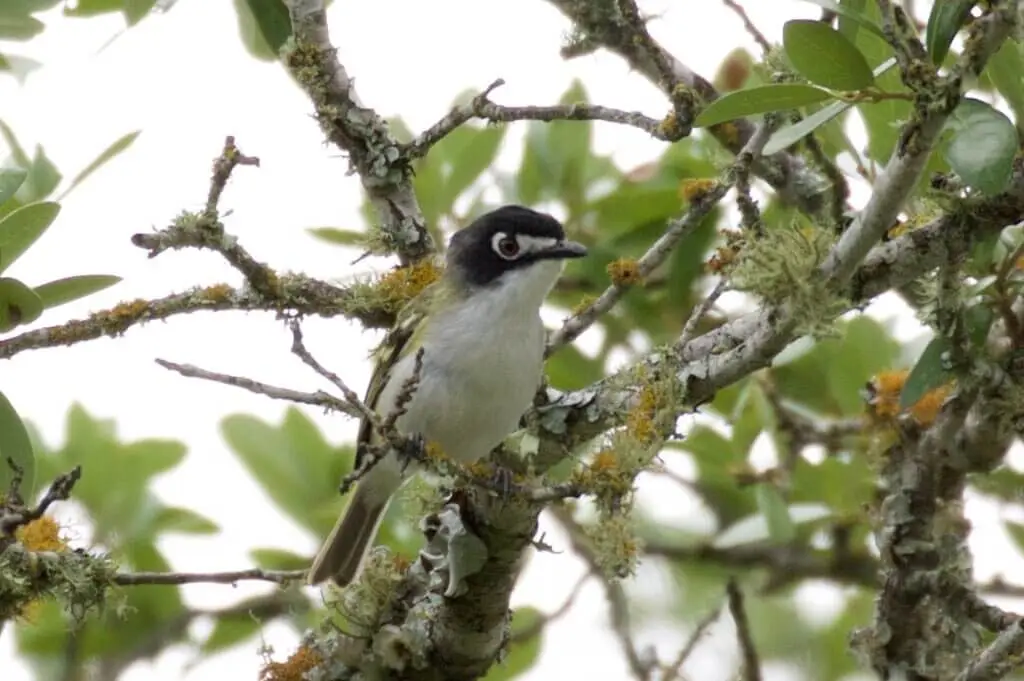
352,283 -> 436,468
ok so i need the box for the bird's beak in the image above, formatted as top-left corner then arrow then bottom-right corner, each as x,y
543,239 -> 588,259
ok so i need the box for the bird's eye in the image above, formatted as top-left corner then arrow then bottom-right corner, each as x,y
493,234 -> 521,259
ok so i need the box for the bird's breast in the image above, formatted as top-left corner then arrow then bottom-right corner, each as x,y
397,300 -> 545,463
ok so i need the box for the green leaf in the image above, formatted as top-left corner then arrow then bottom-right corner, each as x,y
439,125 -> 506,208
899,335 -> 952,409
826,315 -> 901,414
232,0 -> 290,61
514,80 -> 594,209
0,168 -> 26,207
34,274 -> 122,310
783,20 -> 875,91
152,506 -> 220,535
0,201 -> 60,273
714,503 -> 832,548
250,547 -> 309,570
945,98 -> 1017,195
306,227 -> 365,247
755,484 -> 796,544
482,607 -> 544,681
63,0 -> 123,17
795,0 -> 885,40
853,4 -> 908,163
202,613 -> 262,654
221,409 -> 351,535
60,130 -> 142,199
0,10 -> 44,41
545,343 -> 604,391
925,0 -> 975,65
985,40 -> 1024,126
837,0 -> 868,43
763,57 -> 897,155
0,52 -> 42,84
0,277 -> 43,332
0,118 -> 29,168
18,145 -> 61,204
1005,520 -> 1024,556
124,0 -> 158,24
693,84 -> 834,128
0,390 -> 34,496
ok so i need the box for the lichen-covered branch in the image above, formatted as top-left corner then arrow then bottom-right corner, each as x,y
545,0 -> 832,219
284,0 -> 434,265
406,78 -> 680,160
0,279 -> 394,362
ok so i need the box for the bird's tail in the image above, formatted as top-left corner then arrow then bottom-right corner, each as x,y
307,483 -> 391,587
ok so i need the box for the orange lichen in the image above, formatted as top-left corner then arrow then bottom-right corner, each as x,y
259,646 -> 322,681
15,517 -> 67,553
865,370 -> 954,425
571,294 -> 596,316
572,449 -> 632,498
376,260 -> 442,307
679,178 -> 718,203
908,384 -> 953,426
197,283 -> 235,302
607,259 -> 642,287
626,385 -> 659,445
707,245 -> 739,273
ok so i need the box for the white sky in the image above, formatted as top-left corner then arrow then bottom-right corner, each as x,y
4,1 -> 1023,680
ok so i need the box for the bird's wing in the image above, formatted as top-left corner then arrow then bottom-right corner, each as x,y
352,283 -> 434,468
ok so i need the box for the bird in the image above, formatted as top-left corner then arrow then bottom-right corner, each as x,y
306,204 -> 588,586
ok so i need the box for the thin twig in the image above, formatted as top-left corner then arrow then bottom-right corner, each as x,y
955,619 -> 1024,681
205,135 -> 260,218
0,465 -> 82,535
547,185 -> 728,353
548,117 -> 778,354
288,320 -> 380,426
509,572 -> 592,643
406,78 -> 677,159
112,568 -> 306,586
676,278 -> 727,350
722,0 -> 772,55
726,578 -> 762,681
661,601 -> 724,680
154,359 -> 361,417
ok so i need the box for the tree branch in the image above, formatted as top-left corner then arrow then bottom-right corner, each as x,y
0,280 -> 394,362
284,0 -> 434,265
406,78 -> 679,160
112,568 -> 305,586
545,0 -> 832,218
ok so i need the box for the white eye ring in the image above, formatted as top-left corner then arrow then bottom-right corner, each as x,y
492,232 -> 521,260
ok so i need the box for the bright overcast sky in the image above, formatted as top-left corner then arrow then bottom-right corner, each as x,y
5,1 -> 1022,680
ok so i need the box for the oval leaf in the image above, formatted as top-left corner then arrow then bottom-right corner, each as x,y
899,335 -> 953,409
306,227 -> 365,247
61,130 -> 142,199
0,201 -> 60,273
795,0 -> 886,40
783,20 -> 875,91
0,389 -> 35,496
925,0 -> 975,65
985,40 -> 1024,126
944,98 -> 1017,196
763,57 -> 898,155
693,84 -> 834,128
34,274 -> 122,310
0,277 -> 43,332
0,168 -> 26,207
755,483 -> 796,544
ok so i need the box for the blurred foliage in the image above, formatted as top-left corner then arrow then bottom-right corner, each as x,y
4,4 -> 1024,681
